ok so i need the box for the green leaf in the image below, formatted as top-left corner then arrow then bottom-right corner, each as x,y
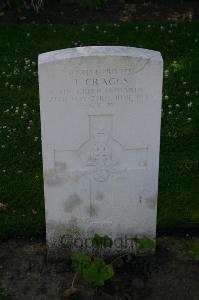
187,242 -> 199,262
135,237 -> 156,251
103,235 -> 113,248
91,234 -> 103,249
71,251 -> 91,274
91,234 -> 113,249
83,257 -> 114,286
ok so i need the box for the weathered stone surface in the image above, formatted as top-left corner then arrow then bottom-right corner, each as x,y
38,46 -> 163,255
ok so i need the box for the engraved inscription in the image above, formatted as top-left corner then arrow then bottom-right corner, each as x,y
49,67 -> 150,107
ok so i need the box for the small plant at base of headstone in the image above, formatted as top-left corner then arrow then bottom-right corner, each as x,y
64,234 -> 114,298
134,236 -> 156,254
92,233 -> 113,249
187,242 -> 199,263
63,234 -> 156,298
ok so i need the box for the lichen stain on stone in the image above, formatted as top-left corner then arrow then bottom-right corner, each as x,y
143,160 -> 147,167
145,194 -> 157,209
68,217 -> 78,225
54,161 -> 67,172
86,205 -> 99,217
44,169 -> 66,186
73,175 -> 81,183
116,175 -> 126,181
95,192 -> 105,201
64,194 -> 82,212
44,161 -> 68,186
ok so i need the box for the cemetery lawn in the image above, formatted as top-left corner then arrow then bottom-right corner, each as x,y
0,21 -> 198,238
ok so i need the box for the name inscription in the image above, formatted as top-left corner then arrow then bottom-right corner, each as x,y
49,67 -> 149,107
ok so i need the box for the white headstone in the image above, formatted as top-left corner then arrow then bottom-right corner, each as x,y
38,46 -> 163,256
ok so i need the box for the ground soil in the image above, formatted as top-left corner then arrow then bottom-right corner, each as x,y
0,235 -> 199,299
0,0 -> 199,23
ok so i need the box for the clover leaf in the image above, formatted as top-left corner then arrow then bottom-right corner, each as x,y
83,257 -> 114,286
71,251 -> 91,274
91,234 -> 113,249
135,237 -> 156,251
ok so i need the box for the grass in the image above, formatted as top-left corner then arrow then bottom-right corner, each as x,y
0,288 -> 6,300
0,21 -> 198,238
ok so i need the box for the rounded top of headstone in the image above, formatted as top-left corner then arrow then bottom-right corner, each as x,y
38,46 -> 163,65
